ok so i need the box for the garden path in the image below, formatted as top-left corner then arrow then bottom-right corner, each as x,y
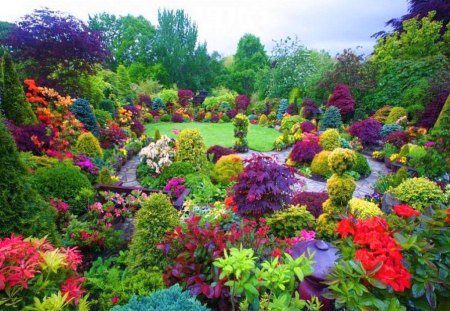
117,155 -> 141,187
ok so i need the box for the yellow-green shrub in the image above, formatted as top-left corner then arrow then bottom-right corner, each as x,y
175,129 -> 207,171
76,132 -> 103,158
385,107 -> 407,124
319,129 -> 341,151
348,198 -> 383,219
374,105 -> 391,123
97,167 -> 114,185
390,177 -> 446,210
259,114 -> 268,126
212,154 -> 243,185
316,213 -> 337,240
326,174 -> 356,207
266,205 -> 315,238
328,148 -> 356,175
311,151 -> 331,176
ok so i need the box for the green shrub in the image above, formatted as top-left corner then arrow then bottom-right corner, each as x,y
94,109 -> 113,127
390,177 -> 446,210
266,205 -> 315,238
32,161 -> 93,215
158,162 -> 195,188
99,99 -> 116,116
212,154 -> 243,185
319,106 -> 342,130
97,167 -> 115,185
160,114 -> 170,122
348,198 -> 383,219
385,106 -> 407,124
280,115 -> 304,132
128,193 -> 179,271
259,114 -> 268,126
353,153 -> 371,177
408,144 -> 426,159
111,284 -> 209,311
328,148 -> 356,175
154,129 -> 161,141
311,150 -> 331,177
374,167 -> 409,193
176,129 -> 207,171
319,129 -> 341,151
434,94 -> 450,129
185,173 -> 218,204
76,132 -> 103,158
158,89 -> 178,104
326,174 -> 356,207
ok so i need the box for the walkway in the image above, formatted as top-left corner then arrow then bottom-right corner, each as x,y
117,155 -> 141,187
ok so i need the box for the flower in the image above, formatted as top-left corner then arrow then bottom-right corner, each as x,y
60,275 -> 85,305
300,229 -> 316,241
336,218 -> 355,238
393,204 -> 421,217
172,128 -> 180,135
111,296 -> 120,305
61,247 -> 83,271
271,248 -> 282,258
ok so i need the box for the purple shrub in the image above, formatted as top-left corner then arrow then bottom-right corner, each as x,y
178,89 -> 194,107
235,95 -> 250,112
233,155 -> 302,215
291,191 -> 328,218
206,145 -> 235,163
289,135 -> 322,164
348,118 -> 382,145
210,115 -> 220,123
5,121 -> 54,155
286,104 -> 298,115
300,120 -> 316,133
171,113 -> 184,123
226,109 -> 238,119
130,119 -> 145,136
301,98 -> 319,119
99,123 -> 128,149
123,104 -> 140,117
385,131 -> 409,148
417,91 -> 450,128
326,84 -> 355,120
138,94 -> 152,108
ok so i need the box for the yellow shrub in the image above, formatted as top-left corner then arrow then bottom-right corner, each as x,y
175,129 -> 207,171
76,132 -> 103,158
311,151 -> 331,176
212,154 -> 243,185
326,174 -> 356,206
348,198 -> 383,219
328,148 -> 356,175
319,129 -> 341,151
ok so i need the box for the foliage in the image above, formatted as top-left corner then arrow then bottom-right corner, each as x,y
151,97 -> 166,111
206,145 -> 235,163
139,135 -> 175,174
164,177 -> 186,198
116,64 -> 133,102
353,153 -> 371,177
310,150 -> 331,177
1,53 -> 37,125
380,123 -> 403,138
233,155 -> 301,215
258,114 -> 268,126
373,105 -> 392,123
300,120 -> 316,133
410,147 -> 448,178
374,167 -> 410,193
319,129 -> 341,151
100,122 -> 128,148
128,193 -> 179,271
99,99 -> 116,116
301,98 -> 319,119
235,94 -> 250,111
232,113 -> 249,152
5,121 -> 53,155
94,109 -> 113,127
111,285 -> 209,311
328,148 -> 356,175
348,118 -> 382,145
385,131 -> 409,148
158,162 -> 195,188
280,115 -> 304,132
289,133 -> 322,164
326,174 -> 356,207
389,177 -> 446,210
291,191 -> 328,218
212,154 -> 244,185
276,99 -> 289,120
319,106 -> 342,131
417,91 -> 449,128
76,132 -> 103,158
184,173 -> 221,205
176,128 -> 208,171
326,84 -> 355,120
348,198 -> 383,219
70,98 -> 99,136
266,205 -> 315,238
385,106 -> 408,124
433,92 -> 450,129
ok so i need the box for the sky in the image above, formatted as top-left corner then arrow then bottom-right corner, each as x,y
0,0 -> 409,57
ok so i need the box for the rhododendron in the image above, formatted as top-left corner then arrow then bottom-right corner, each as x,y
393,204 -> 421,217
164,177 -> 186,197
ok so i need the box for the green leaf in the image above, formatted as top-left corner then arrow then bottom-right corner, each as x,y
367,278 -> 387,289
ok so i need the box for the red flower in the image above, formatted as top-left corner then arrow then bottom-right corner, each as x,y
393,204 -> 421,217
111,296 -> 120,305
336,218 -> 355,237
446,208 -> 450,223
61,275 -> 85,305
271,248 -> 282,258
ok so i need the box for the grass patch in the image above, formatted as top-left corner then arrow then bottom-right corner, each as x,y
145,122 -> 279,152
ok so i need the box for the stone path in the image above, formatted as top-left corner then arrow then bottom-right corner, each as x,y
239,148 -> 390,198
117,155 -> 141,187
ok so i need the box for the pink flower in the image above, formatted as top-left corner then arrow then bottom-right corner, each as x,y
300,229 -> 316,241
172,128 -> 180,135
61,275 -> 85,305
61,247 -> 83,271
111,296 -> 120,305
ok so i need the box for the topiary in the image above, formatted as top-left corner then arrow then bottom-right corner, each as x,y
259,114 -> 268,126
276,98 -> 288,120
70,98 -> 100,136
266,205 -> 315,238
212,154 -> 244,186
348,198 -> 383,219
385,106 -> 407,124
311,150 -> 331,177
76,132 -> 103,158
99,99 -> 116,116
325,174 -> 356,207
0,118 -> 57,241
319,106 -> 342,131
111,284 -> 209,311
31,161 -> 93,215
319,129 -> 341,151
373,105 -> 391,123
175,129 -> 207,171
353,153 -> 371,177
233,114 -> 249,152
390,177 -> 446,210
94,109 -> 113,127
380,124 -> 403,138
326,84 -> 355,120
128,193 -> 179,271
154,129 -> 161,141
328,148 -> 356,175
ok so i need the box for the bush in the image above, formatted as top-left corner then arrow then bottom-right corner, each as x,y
206,145 -> 234,163
328,148 -> 356,175
151,97 -> 166,111
348,118 -> 382,145
70,98 -> 100,136
235,94 -> 250,111
266,205 -> 315,238
390,177 -> 446,210
353,153 -> 371,177
417,91 -> 449,128
320,106 -> 342,130
259,114 -> 268,126
233,114 -> 249,152
374,167 -> 409,193
158,162 -> 195,188
160,114 -> 170,122
111,284 -> 209,311
94,109 -> 113,127
434,93 -> 450,130
281,115 -> 304,132
326,174 -> 356,207
99,99 -> 116,116
171,113 -> 184,123
226,108 -> 238,119
5,121 -> 53,155
301,98 -> 319,119
185,173 -> 218,205
326,84 -> 355,120
385,106 -> 407,124
385,131 -> 409,148
380,124 -> 403,138
100,123 -> 128,149
289,134 -> 322,164
220,114 -> 230,122
76,132 -> 103,158
130,119 -> 145,136
276,98 -> 288,120
300,120 -> 316,133
373,105 -> 391,123
178,89 -> 193,107
348,198 -> 383,219
311,150 -> 331,177
158,90 -> 178,105
176,129 -> 207,171
128,193 -> 179,271
233,155 -> 300,215
212,154 -> 244,185
319,129 -> 341,151
291,191 -> 328,218
97,167 -> 115,185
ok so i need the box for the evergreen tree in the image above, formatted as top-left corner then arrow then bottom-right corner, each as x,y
320,106 -> 342,131
1,53 -> 37,124
116,64 -> 133,102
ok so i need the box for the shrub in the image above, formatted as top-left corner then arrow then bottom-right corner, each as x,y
301,98 -> 319,119
128,193 -> 179,271
206,145 -> 234,163
326,174 -> 356,207
289,134 -> 322,164
276,98 -> 288,120
374,167 -> 409,193
212,154 -> 244,185
131,119 -> 145,136
353,153 -> 371,177
218,101 -> 231,113
99,99 -> 116,116
320,106 -> 342,130
158,90 -> 178,105
160,114 -> 170,122
319,128 -> 341,151
433,93 -> 450,130
220,114 -> 230,122
97,167 -> 115,185
385,106 -> 407,124
385,131 -> 409,148
139,135 -> 175,175
5,121 -> 53,155
328,148 -> 356,175
266,205 -> 315,238
176,129 -> 207,171
373,105 -> 391,123
348,198 -> 383,219
233,114 -> 249,152
417,91 -> 449,128
233,155 -> 301,215
300,120 -> 316,133
185,173 -> 218,204
151,97 -> 166,111
226,108 -> 238,119
171,113 -> 184,123
154,129 -> 161,141
138,94 -> 152,107
100,123 -> 128,149
291,191 -> 328,218
390,177 -> 446,210
326,84 -> 355,120
178,89 -> 193,107
348,118 -> 382,145
94,109 -> 113,127
259,114 -> 268,126
380,124 -> 403,138
70,98 -> 100,136
311,150 -> 331,176
76,132 -> 103,158
111,284 -> 209,311
235,94 -> 250,111
281,115 -> 304,132
158,162 -> 195,188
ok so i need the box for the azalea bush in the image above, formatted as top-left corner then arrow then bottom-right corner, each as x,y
139,135 -> 175,175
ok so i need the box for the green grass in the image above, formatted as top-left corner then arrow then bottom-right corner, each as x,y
145,122 -> 279,151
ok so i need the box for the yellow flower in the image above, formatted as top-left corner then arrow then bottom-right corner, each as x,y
390,153 -> 399,161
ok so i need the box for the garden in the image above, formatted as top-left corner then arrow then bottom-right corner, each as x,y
0,2 -> 449,311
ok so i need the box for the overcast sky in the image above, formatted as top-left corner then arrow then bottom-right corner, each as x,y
0,0 -> 408,57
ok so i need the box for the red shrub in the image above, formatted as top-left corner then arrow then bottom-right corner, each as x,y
385,131 -> 409,148
301,98 -> 319,119
348,118 -> 382,145
291,191 -> 328,218
326,84 -> 355,120
300,120 -> 316,133
289,134 -> 322,164
235,95 -> 249,112
178,89 -> 194,107
417,91 -> 449,129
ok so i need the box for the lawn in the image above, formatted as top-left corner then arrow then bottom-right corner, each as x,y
145,122 -> 280,151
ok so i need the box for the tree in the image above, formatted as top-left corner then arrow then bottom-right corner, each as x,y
1,53 -> 37,125
116,64 -> 133,102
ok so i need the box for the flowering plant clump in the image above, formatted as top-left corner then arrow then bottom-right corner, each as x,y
164,177 -> 186,198
49,198 -> 72,232
393,204 -> 421,217
139,135 -> 175,174
371,150 -> 384,159
74,154 -> 99,175
389,153 -> 408,165
0,235 -> 88,309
